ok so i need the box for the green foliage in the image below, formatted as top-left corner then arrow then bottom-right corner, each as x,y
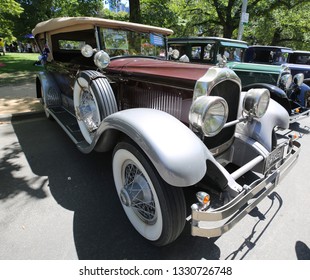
140,0 -> 177,28
0,0 -> 24,41
166,0 -> 310,49
12,0 -> 103,41
243,1 -> 310,49
98,9 -> 129,21
2,0 -> 310,50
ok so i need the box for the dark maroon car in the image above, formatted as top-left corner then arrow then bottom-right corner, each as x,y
33,17 -> 300,246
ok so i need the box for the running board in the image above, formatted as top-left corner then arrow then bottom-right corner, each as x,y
47,107 -> 87,146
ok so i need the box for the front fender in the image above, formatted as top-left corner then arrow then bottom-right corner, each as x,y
36,71 -> 62,106
88,108 -> 210,187
236,93 -> 290,151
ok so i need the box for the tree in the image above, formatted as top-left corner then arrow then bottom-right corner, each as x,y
105,0 -> 140,23
0,0 -> 23,41
13,0 -> 103,40
244,1 -> 310,49
140,0 -> 177,29
166,0 -> 310,49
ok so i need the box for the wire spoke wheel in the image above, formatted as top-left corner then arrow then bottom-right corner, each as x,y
113,141 -> 186,246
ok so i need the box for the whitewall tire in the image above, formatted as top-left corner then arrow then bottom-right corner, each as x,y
112,141 -> 186,246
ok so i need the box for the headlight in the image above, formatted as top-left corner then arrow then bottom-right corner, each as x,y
189,96 -> 228,137
279,73 -> 292,90
94,50 -> 110,69
243,88 -> 270,118
293,73 -> 304,86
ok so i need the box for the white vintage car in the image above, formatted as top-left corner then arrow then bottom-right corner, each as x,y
32,17 -> 301,246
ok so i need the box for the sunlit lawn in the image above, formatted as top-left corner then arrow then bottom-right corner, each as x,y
0,52 -> 41,86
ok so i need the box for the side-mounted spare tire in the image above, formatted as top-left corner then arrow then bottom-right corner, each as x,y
73,70 -> 118,144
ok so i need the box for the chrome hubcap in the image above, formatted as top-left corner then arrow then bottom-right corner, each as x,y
78,89 -> 99,132
120,162 -> 157,225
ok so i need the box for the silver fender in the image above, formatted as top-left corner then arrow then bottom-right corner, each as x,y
236,92 -> 290,151
86,108 -> 210,187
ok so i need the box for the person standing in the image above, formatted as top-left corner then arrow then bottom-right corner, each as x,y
0,38 -> 5,55
26,42 -> 32,53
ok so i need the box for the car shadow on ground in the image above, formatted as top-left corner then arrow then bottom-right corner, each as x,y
10,115 -> 221,260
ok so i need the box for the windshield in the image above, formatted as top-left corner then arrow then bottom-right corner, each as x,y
244,48 -> 290,65
100,28 -> 167,58
288,53 -> 310,65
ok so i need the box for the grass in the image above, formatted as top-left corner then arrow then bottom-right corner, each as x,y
0,52 -> 42,86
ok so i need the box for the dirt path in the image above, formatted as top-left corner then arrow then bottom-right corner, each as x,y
0,83 -> 43,115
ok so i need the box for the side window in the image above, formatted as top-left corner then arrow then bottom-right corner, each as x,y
58,40 -> 86,50
51,29 -> 96,64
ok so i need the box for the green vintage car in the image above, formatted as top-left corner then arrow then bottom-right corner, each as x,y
168,37 -> 310,122
228,61 -> 310,122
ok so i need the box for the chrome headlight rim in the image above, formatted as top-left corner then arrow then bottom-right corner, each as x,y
243,88 -> 270,118
94,50 -> 110,69
189,96 -> 229,137
81,44 -> 95,58
293,73 -> 304,87
279,73 -> 293,90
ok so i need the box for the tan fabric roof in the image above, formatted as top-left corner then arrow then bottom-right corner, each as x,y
32,17 -> 174,36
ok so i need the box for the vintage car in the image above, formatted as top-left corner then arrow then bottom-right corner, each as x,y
243,45 -> 293,65
32,17 -> 300,246
287,50 -> 310,86
244,46 -> 310,80
228,62 -> 310,122
288,50 -> 310,66
168,39 -> 310,122
242,45 -> 310,118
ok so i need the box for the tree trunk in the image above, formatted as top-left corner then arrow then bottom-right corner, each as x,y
129,0 -> 141,23
223,24 -> 234,38
271,28 -> 282,45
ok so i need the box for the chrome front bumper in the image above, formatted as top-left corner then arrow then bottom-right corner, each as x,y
191,140 -> 301,238
289,109 -> 310,123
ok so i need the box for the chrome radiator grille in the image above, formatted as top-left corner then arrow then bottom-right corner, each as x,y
121,85 -> 184,120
